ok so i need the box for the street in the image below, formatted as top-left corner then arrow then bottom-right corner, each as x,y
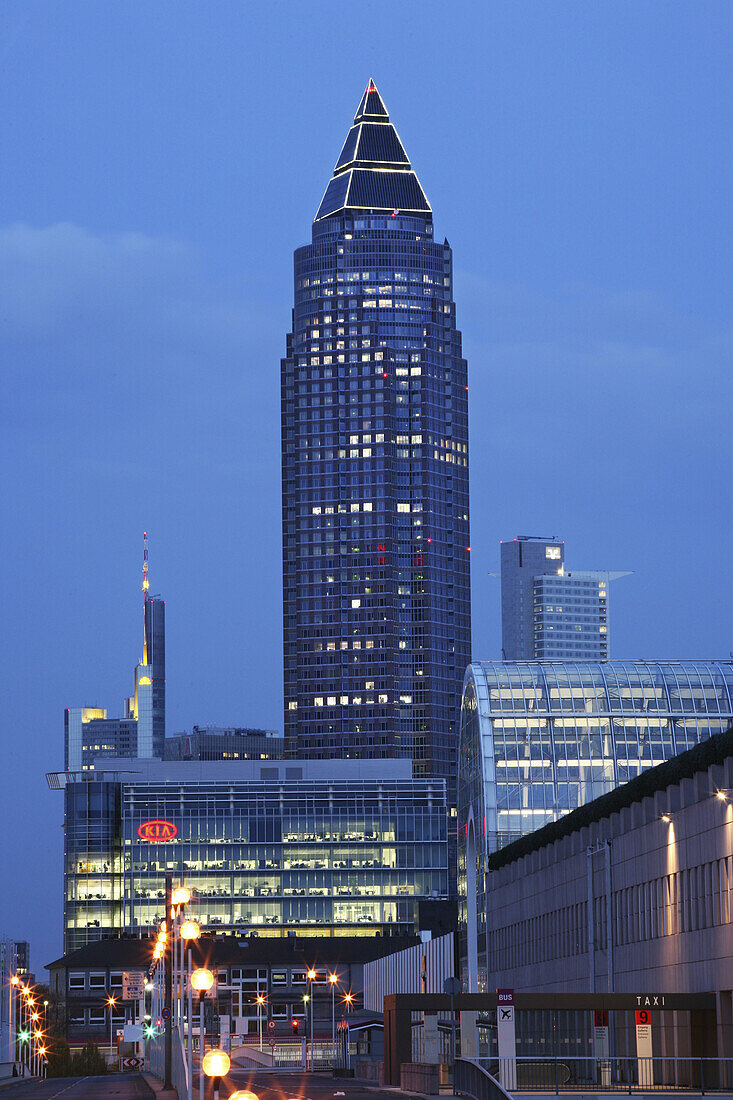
0,1075 -> 152,1100
212,1070 -> 398,1100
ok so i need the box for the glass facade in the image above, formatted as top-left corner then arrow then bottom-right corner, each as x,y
63,780 -> 123,951
282,81 -> 470,792
54,763 -> 448,953
457,660 -> 733,989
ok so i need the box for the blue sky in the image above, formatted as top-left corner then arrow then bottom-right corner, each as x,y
1,1 -> 730,971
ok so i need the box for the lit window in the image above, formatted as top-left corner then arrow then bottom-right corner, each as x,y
314,697 -> 324,707
351,599 -> 361,608
288,702 -> 297,711
397,503 -> 410,513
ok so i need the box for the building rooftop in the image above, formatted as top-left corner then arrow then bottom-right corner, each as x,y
46,933 -> 421,974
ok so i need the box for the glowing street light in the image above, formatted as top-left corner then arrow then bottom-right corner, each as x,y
202,1049 -> 230,1100
172,886 -> 191,906
181,921 -> 201,1100
230,1092 -> 259,1100
191,969 -> 215,1100
106,995 -> 118,1058
328,973 -> 340,1065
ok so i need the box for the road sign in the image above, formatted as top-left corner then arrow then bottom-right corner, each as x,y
161,1007 -> 171,1020
268,1038 -> 276,1048
123,972 -> 145,1000
268,1020 -> 276,1030
123,1057 -> 143,1068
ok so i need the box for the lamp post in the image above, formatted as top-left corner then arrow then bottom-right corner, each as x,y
9,975 -> 19,1066
306,969 -> 317,1070
106,996 -> 118,1062
328,974 -> 339,1067
191,968 -> 214,1100
342,992 -> 353,1071
202,1048 -> 229,1100
302,995 -> 310,1071
256,994 -> 265,1052
181,919 -> 200,1100
172,886 -> 190,1028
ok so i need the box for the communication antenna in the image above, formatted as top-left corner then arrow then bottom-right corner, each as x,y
143,531 -> 150,602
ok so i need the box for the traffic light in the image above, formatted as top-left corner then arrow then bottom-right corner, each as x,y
291,1019 -> 300,1033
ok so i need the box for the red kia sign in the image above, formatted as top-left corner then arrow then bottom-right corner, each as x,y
137,820 -> 177,841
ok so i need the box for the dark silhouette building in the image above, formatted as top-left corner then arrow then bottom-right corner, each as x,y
282,81 -> 470,793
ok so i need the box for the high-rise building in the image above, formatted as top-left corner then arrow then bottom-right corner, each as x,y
281,81 -> 471,790
165,725 -> 284,761
65,535 -> 165,770
500,536 -> 630,661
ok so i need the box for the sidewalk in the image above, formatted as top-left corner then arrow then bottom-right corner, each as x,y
142,1072 -> 178,1100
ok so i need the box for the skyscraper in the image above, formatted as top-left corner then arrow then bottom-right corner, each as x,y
282,81 -> 470,789
500,535 -> 630,661
65,534 -> 165,770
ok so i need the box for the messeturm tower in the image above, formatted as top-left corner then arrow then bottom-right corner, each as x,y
282,81 -> 470,796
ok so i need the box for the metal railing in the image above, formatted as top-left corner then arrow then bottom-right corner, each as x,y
469,1056 -> 733,1093
148,1025 -> 189,1099
455,1058 -> 515,1100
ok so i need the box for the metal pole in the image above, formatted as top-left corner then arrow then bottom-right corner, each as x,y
310,991 -> 314,1071
258,1000 -> 262,1052
164,873 -> 173,1090
199,996 -> 205,1100
110,1005 -> 114,1060
331,985 -> 335,1067
187,947 -> 193,1100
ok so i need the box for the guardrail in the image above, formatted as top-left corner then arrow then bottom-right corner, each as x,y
468,1057 -> 733,1093
148,1025 -> 188,1099
455,1058 -> 514,1100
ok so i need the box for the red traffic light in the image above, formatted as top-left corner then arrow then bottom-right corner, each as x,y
291,1019 -> 300,1031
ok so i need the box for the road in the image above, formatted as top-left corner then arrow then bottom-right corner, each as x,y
0,1074 -> 152,1100
0,1070 -> 404,1100
214,1069 -> 400,1100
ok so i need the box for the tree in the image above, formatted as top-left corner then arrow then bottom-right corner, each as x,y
71,1041 -> 108,1076
45,1036 -> 73,1078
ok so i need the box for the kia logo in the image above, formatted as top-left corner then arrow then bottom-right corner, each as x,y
137,820 -> 177,841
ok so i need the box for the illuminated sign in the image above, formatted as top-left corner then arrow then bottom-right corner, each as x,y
137,820 -> 177,842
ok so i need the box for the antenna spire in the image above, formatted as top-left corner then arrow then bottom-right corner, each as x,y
142,530 -> 150,601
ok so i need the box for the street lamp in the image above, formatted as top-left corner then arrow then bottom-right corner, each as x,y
172,886 -> 191,906
255,994 -> 266,1052
191,968 -> 214,1100
328,973 -> 340,1067
106,996 -> 118,1061
302,994 -> 310,1072
306,969 -> 317,1070
202,1048 -> 230,1100
230,1092 -> 259,1100
181,919 -> 200,1100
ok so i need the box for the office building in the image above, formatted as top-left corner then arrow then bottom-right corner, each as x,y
500,536 -> 630,661
48,757 -> 449,953
65,535 -> 165,771
480,727 -> 733,1061
281,81 -> 470,790
0,937 -> 31,1063
164,726 -> 284,761
457,659 -> 733,993
47,934 -> 403,1049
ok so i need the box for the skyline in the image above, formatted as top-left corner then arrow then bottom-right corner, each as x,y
1,0 -> 731,972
